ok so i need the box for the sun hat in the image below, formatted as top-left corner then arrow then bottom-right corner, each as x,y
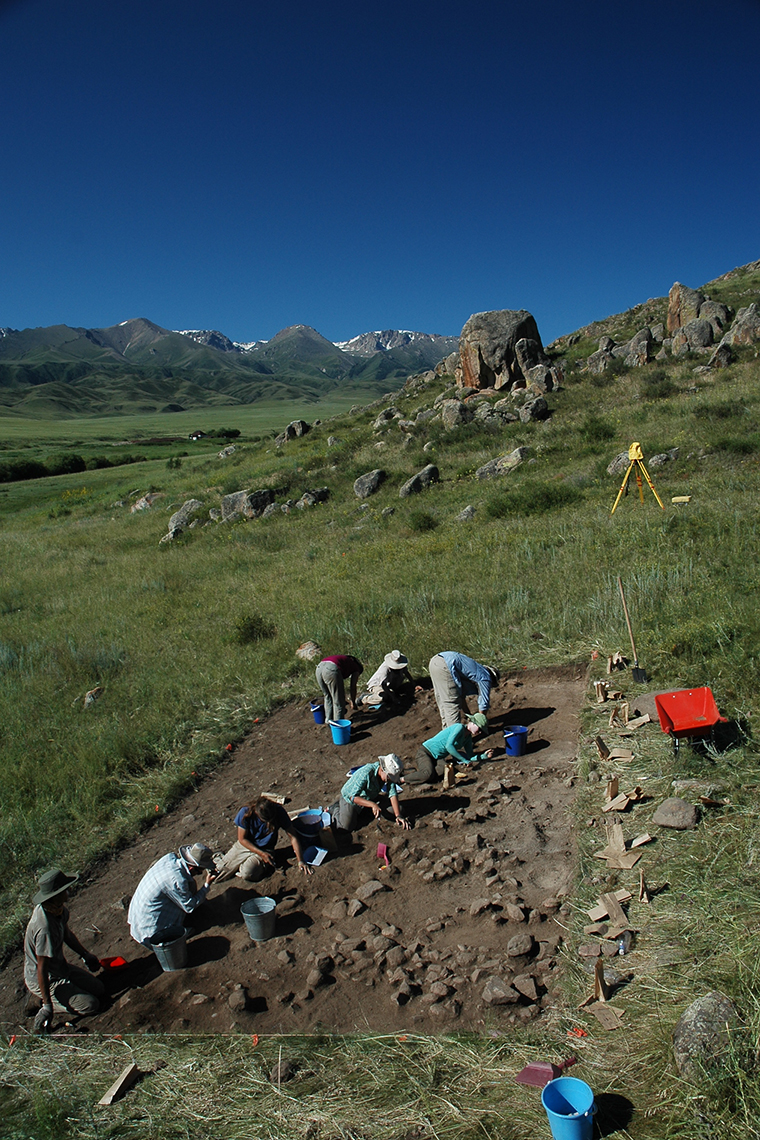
467,712 -> 488,731
378,753 -> 404,778
180,843 -> 216,870
384,650 -> 408,670
33,868 -> 79,906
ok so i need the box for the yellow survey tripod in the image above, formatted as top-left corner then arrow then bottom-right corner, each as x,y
610,442 -> 664,515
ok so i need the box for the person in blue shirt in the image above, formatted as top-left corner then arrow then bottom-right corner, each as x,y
215,796 -> 312,880
330,754 -> 410,832
428,651 -> 500,728
405,714 -> 497,783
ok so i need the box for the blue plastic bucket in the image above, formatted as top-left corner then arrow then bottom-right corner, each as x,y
541,1077 -> 595,1140
241,896 -> 276,941
504,725 -> 528,756
310,700 -> 326,724
329,719 -> 352,745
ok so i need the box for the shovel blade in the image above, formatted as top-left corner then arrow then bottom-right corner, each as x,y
632,666 -> 647,683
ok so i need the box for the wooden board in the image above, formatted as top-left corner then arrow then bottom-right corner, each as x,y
98,1063 -> 140,1106
587,888 -> 632,922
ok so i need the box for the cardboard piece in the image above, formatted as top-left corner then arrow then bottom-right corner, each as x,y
602,786 -> 643,813
608,747 -> 634,761
671,495 -> 691,504
607,651 -> 627,674
594,680 -> 609,703
600,891 -> 628,927
98,1063 -> 141,1107
630,832 -> 652,848
609,702 -> 629,729
594,736 -> 611,761
639,868 -> 650,904
627,713 -> 651,729
605,777 -> 620,803
588,1002 -> 625,1030
587,888 -> 632,922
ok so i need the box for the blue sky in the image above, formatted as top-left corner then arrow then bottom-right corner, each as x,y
1,0 -> 758,345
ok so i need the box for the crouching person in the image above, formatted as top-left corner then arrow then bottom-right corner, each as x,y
215,796 -> 312,881
24,867 -> 105,1034
405,713 -> 496,784
330,754 -> 410,832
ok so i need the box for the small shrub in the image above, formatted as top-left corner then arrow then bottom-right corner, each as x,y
579,414 -> 615,443
235,612 -> 276,644
642,374 -> 677,400
486,480 -> 583,519
408,510 -> 439,533
694,400 -> 747,420
713,435 -> 760,455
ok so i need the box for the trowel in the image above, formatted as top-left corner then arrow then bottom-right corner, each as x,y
514,1055 -> 577,1087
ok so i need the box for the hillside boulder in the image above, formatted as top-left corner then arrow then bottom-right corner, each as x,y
723,303 -> 760,346
160,499 -> 203,542
275,420 -> 310,445
476,447 -> 530,479
699,300 -> 730,337
354,470 -> 385,499
399,465 -> 439,498
519,396 -> 549,423
296,488 -> 330,509
441,400 -> 473,430
459,309 -> 551,391
625,327 -> 653,367
221,489 -> 276,521
667,283 -> 704,333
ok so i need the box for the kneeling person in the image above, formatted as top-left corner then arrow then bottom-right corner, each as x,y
331,754 -> 410,831
24,867 -> 105,1033
406,713 -> 496,784
216,796 -> 312,880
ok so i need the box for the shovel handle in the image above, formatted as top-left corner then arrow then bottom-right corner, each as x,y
617,577 -> 639,663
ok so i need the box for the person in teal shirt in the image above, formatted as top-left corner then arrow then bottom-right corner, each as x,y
330,754 -> 410,831
405,713 -> 497,784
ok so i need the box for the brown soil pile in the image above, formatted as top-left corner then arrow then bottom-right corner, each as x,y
0,666 -> 586,1035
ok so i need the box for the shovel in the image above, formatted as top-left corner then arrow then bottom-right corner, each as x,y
515,1055 -> 577,1087
617,576 -> 647,682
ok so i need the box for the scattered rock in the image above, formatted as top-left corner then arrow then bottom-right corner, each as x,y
652,797 -> 699,830
482,977 -> 520,1005
507,933 -> 534,957
355,880 -> 387,902
354,470 -> 386,499
227,985 -> 248,1013
673,992 -> 740,1080
398,465 -> 439,498
269,1059 -> 298,1084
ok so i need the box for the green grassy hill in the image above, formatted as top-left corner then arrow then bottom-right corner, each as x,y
3,261 -> 760,1136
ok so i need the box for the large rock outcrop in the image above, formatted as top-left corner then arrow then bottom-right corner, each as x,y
458,309 -> 558,392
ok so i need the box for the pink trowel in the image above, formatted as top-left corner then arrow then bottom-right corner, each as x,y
514,1056 -> 577,1087
376,842 -> 390,869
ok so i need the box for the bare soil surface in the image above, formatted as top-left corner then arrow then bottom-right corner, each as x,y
0,666 -> 586,1035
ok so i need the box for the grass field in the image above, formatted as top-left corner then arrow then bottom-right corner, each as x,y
2,297 -> 760,1135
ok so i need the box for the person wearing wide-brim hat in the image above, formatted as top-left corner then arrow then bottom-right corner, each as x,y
405,713 -> 497,784
23,867 -> 106,1033
127,842 -> 217,950
358,649 -> 415,709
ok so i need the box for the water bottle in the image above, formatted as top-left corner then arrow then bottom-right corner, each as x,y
617,930 -> 632,955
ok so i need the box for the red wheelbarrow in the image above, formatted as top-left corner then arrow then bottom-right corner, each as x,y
655,687 -> 727,755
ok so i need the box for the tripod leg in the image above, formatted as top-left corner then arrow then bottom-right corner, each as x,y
639,461 -> 665,510
610,464 -> 634,516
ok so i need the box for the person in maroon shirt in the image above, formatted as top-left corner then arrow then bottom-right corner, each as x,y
315,654 -> 363,722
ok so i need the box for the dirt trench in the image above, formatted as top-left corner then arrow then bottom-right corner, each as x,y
0,666 -> 587,1035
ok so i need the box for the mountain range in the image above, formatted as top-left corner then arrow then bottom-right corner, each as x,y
0,318 -> 458,417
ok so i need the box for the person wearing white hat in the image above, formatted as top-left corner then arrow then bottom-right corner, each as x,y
127,843 -> 217,948
358,649 -> 415,708
330,754 -> 410,831
24,867 -> 106,1033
